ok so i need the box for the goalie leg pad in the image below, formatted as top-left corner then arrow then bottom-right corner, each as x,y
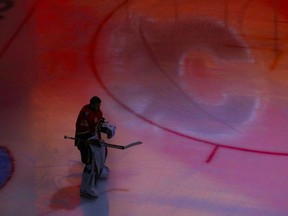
99,165 -> 110,179
80,164 -> 98,197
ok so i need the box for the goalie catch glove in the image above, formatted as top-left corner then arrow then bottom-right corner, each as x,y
101,122 -> 116,139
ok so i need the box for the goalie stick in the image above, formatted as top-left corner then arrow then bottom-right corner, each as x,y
64,135 -> 142,150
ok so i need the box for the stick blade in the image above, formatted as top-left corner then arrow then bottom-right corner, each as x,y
124,141 -> 143,149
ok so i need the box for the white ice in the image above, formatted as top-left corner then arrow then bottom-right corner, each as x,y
1,0 -> 288,215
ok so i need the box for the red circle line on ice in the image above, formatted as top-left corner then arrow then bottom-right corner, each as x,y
88,0 -> 288,162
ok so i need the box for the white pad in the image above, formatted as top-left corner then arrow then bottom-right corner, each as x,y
99,165 -> 110,179
102,122 -> 116,139
90,143 -> 106,176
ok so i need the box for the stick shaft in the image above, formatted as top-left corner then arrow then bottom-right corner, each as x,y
64,135 -> 141,150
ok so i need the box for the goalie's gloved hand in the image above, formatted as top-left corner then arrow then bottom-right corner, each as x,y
99,118 -> 105,124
